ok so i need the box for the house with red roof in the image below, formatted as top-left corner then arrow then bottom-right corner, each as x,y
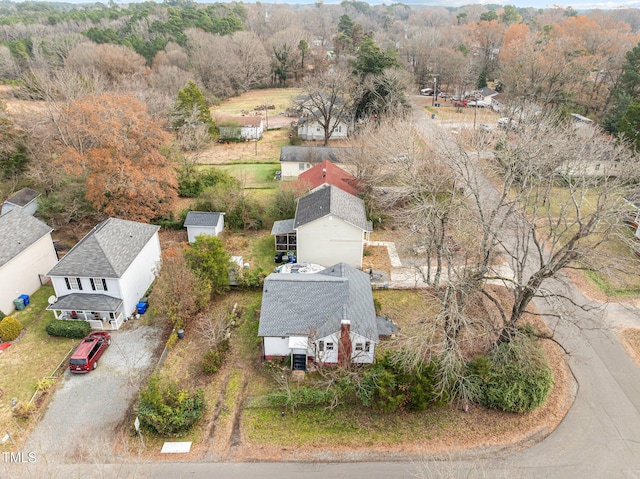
297,160 -> 360,196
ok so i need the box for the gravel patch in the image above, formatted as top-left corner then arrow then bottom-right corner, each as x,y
24,321 -> 162,463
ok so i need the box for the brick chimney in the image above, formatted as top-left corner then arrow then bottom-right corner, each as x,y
338,319 -> 351,366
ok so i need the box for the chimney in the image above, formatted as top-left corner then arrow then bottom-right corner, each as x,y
338,319 -> 351,366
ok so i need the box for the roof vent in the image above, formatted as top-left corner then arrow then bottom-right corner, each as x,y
322,168 -> 327,178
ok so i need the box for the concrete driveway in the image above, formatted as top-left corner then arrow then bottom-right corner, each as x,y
22,321 -> 162,464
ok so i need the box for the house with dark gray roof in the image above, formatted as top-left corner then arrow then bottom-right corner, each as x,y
1,187 -> 41,216
46,218 -> 161,330
294,185 -> 371,268
279,145 -> 354,178
183,211 -> 225,243
0,208 -> 57,315
258,262 -> 378,369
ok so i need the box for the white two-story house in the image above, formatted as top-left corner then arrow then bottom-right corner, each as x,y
46,218 -> 161,330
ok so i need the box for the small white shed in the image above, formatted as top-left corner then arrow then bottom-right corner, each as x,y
184,211 -> 225,243
1,187 -> 40,216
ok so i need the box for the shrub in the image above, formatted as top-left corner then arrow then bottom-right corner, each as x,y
478,338 -> 554,413
137,375 -> 205,436
45,319 -> 91,339
36,378 -> 56,392
12,402 -> 35,419
0,310 -> 5,321
202,349 -> 223,374
0,316 -> 23,341
358,352 -> 441,412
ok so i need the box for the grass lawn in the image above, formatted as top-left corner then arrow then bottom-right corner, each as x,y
0,286 -> 77,450
213,88 -> 302,115
214,163 -> 281,189
194,128 -> 290,165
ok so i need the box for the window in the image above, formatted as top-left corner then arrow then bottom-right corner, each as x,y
90,278 -> 107,291
326,342 -> 334,351
365,341 -> 371,352
65,277 -> 82,290
299,163 -> 305,171
318,341 -> 325,352
595,164 -> 601,171
337,125 -> 342,133
355,343 -> 363,351
316,127 -> 321,132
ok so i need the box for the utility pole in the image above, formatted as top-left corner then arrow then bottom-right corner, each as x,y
431,75 -> 440,107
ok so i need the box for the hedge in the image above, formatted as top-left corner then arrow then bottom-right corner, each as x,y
46,319 -> 92,339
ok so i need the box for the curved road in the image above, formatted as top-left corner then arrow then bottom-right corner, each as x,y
7,106 -> 640,479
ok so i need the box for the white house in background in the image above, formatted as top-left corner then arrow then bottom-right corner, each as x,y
293,185 -> 371,268
46,218 -> 161,330
0,208 -> 57,315
279,145 -> 353,179
477,86 -> 499,105
1,187 -> 40,216
183,211 -> 225,243
258,262 -> 379,370
297,114 -> 350,142
218,116 -> 264,141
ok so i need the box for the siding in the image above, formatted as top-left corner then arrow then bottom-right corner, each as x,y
0,233 -> 58,315
296,216 -> 364,268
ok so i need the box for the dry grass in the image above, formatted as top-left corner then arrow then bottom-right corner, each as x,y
212,88 -> 302,115
618,328 -> 640,368
0,286 -> 76,451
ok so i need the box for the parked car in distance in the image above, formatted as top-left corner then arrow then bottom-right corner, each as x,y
439,92 -> 449,98
454,100 -> 468,107
69,332 -> 111,373
479,123 -> 492,132
468,100 -> 489,108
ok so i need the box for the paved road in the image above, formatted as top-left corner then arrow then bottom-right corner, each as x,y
6,106 -> 640,479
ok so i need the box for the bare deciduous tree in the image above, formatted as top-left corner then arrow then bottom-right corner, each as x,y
296,69 -> 354,146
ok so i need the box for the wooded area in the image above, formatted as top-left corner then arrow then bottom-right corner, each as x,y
1,0 -> 640,225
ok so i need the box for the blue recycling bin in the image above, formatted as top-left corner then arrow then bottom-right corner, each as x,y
19,294 -> 30,307
136,301 -> 148,315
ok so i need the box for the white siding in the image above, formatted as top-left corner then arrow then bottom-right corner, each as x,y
296,216 -> 364,268
314,333 -> 340,364
350,331 -> 375,364
0,233 -> 58,315
264,336 -> 290,357
50,276 -> 121,300
298,120 -> 349,141
188,226 -> 217,243
281,162 -> 311,179
118,232 -> 161,316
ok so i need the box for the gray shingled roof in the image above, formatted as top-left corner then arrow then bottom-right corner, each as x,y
184,211 -> 222,227
258,262 -> 378,342
47,218 -> 159,278
294,185 -> 369,231
4,187 -> 40,207
279,146 -> 351,163
0,208 -> 52,268
46,293 -> 123,312
271,219 -> 295,235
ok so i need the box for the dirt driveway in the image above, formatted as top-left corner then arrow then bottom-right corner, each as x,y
23,321 -> 162,463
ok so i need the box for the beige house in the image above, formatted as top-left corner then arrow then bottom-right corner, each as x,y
0,208 -> 58,315
294,185 -> 371,268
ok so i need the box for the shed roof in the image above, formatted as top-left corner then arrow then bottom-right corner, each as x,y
298,160 -> 359,196
271,219 -> 295,235
4,187 -> 40,208
47,218 -> 159,278
184,211 -> 223,227
0,208 -> 52,268
258,262 -> 378,342
294,185 -> 369,231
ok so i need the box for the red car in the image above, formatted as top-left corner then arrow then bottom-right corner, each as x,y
69,332 -> 111,373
